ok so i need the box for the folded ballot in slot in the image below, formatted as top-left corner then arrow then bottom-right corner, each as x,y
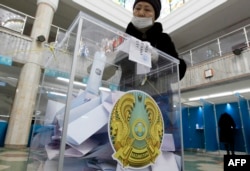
28,11 -> 182,171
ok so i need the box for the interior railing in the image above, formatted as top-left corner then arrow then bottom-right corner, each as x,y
0,4 -> 67,44
0,3 -> 249,68
179,24 -> 250,67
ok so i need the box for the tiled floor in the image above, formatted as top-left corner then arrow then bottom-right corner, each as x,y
0,148 -> 29,171
184,151 -> 223,171
0,148 -> 227,171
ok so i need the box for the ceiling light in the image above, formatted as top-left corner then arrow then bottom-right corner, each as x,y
188,88 -> 250,102
73,82 -> 87,86
189,96 -> 208,101
57,77 -> 86,86
57,77 -> 110,91
57,77 -> 69,82
99,87 -> 111,92
233,88 -> 250,94
208,92 -> 233,98
47,91 -> 66,97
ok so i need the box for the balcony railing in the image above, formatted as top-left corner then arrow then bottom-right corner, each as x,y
0,4 -> 67,44
179,24 -> 250,67
0,3 -> 249,68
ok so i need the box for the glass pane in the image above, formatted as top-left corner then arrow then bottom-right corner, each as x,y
180,51 -> 192,67
191,40 -> 219,65
28,11 -> 182,170
0,64 -> 21,147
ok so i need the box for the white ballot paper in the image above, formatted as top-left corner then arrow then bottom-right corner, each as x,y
45,139 -> 99,159
55,92 -> 100,127
44,100 -> 65,125
65,138 -> 99,158
81,143 -> 114,161
63,96 -> 101,126
151,151 -> 179,171
67,105 -> 109,145
129,37 -> 152,68
136,63 -> 150,75
161,133 -> 176,152
115,37 -> 152,74
102,91 -> 124,113
116,38 -> 130,54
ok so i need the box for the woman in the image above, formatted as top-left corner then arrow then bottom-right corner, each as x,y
218,113 -> 236,155
119,0 -> 186,84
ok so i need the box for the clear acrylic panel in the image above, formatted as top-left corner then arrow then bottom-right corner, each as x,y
246,25 -> 250,46
191,40 -> 220,65
28,11 -> 182,171
179,51 -> 192,67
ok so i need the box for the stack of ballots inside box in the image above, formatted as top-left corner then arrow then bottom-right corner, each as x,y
29,87 -> 181,171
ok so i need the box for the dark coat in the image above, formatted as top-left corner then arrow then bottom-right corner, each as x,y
121,22 -> 186,80
218,113 -> 236,143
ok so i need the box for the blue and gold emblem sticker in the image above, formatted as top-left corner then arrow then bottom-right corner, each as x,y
109,90 -> 164,168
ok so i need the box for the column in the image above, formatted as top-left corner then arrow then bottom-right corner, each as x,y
4,0 -> 59,148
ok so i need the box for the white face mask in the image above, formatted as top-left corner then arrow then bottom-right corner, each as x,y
131,16 -> 153,29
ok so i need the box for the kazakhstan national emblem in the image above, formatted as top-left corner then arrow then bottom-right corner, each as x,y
109,90 -> 164,169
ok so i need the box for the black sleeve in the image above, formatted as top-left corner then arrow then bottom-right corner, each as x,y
156,33 -> 187,80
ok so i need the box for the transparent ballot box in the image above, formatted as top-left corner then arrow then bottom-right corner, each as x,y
28,12 -> 183,171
